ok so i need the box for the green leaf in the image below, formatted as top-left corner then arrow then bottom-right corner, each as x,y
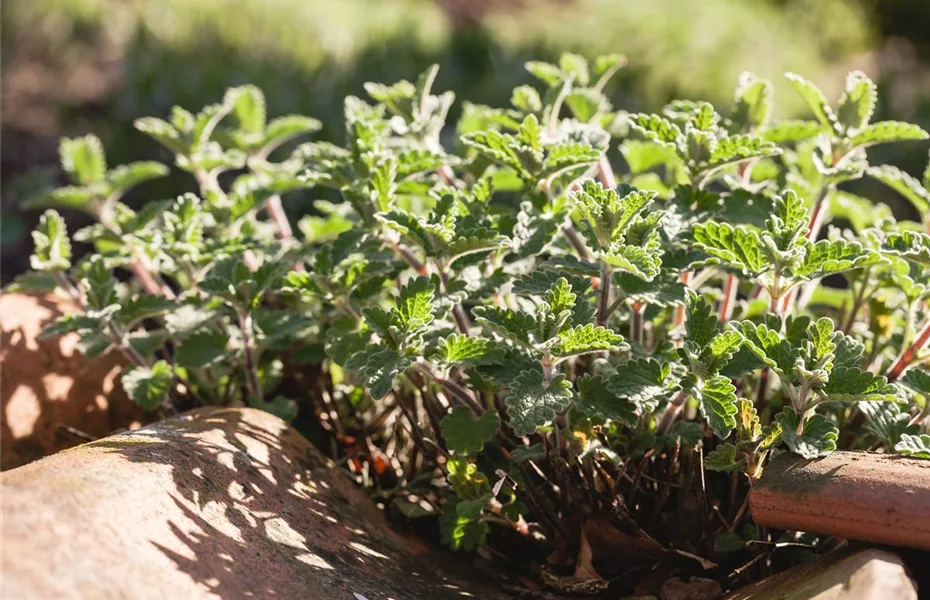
821,367 -> 902,403
441,407 -> 501,455
175,330 -> 229,369
692,222 -> 767,275
126,330 -> 168,358
776,407 -> 838,459
121,360 -> 173,411
345,347 -> 411,400
866,164 -> 930,213
6,271 -> 59,293
628,113 -> 682,146
850,121 -> 928,148
731,72 -> 773,132
473,306 -> 539,348
900,368 -> 930,397
860,401 -> 916,446
704,443 -> 745,472
736,398 -> 762,442
684,290 -> 718,348
510,444 -> 546,462
602,243 -> 662,281
30,210 -> 71,272
894,434 -> 930,460
554,324 -> 624,358
59,135 -> 106,185
572,179 -> 656,249
505,370 -> 573,436
438,334 -> 499,366
882,231 -> 930,268
440,498 -> 489,551
248,396 -> 298,423
734,321 -> 797,378
696,375 -> 738,439
229,85 -> 266,134
22,186 -> 96,212
117,295 -> 176,326
605,358 -> 672,411
394,276 -> 435,334
760,120 -> 824,143
106,161 -> 169,194
576,375 -> 638,426
546,277 -> 577,316
785,73 -> 836,128
704,331 -> 743,373
836,71 -> 876,132
164,305 -> 217,340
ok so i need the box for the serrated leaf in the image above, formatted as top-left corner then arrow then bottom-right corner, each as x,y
777,407 -> 838,458
821,367 -> 902,403
30,210 -> 71,272
866,164 -> 930,213
440,498 -> 489,551
118,295 -> 176,326
731,72 -> 773,132
900,368 -> 930,396
894,434 -> 930,459
860,401 -> 916,446
572,179 -> 656,250
554,324 -> 624,357
692,222 -> 767,275
684,290 -> 718,348
60,135 -> 106,185
704,443 -> 745,472
106,161 -> 169,193
882,231 -> 930,267
696,375 -> 738,439
504,370 -> 573,436
785,73 -> 836,128
602,243 -> 662,281
441,407 -> 501,455
605,358 -> 672,411
704,331 -> 743,373
836,71 -> 876,132
346,347 -> 411,400
175,330 -> 229,369
760,120 -> 825,143
628,113 -> 682,146
734,321 -> 797,378
164,305 -> 217,340
394,276 -> 435,333
850,121 -> 928,148
438,334 -> 499,366
736,398 -> 762,442
576,375 -> 638,426
121,360 -> 172,411
472,306 -> 539,348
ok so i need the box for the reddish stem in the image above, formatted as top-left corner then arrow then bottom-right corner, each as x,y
719,274 -> 738,322
264,195 -> 293,239
887,319 -> 930,382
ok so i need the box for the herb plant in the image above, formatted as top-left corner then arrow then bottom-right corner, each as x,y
14,57 -> 930,580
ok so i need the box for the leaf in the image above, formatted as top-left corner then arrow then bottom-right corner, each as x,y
882,231 -> 930,268
165,305 -> 217,340
736,398 -> 762,442
706,135 -> 780,171
900,368 -> 930,397
117,295 -> 176,326
510,444 -> 546,462
438,334 -> 497,366
229,84 -> 266,134
704,443 -> 745,472
691,222 -> 767,275
602,243 -> 662,281
440,498 -> 489,551
248,396 -> 298,423
734,321 -> 798,378
513,270 -> 592,297
346,347 -> 411,400
894,434 -> 930,460
704,331 -> 743,374
731,72 -> 773,132
859,401 -> 916,446
821,367 -> 902,403
572,179 -> 656,249
126,330 -> 168,358
576,374 -> 638,426
30,210 -> 71,272
505,370 -> 573,436
605,358 -> 672,411
628,113 -> 682,146
175,330 -> 229,369
442,407 -> 501,455
760,120 -> 824,143
785,73 -> 836,128
394,276 -> 435,333
866,164 -> 930,213
472,306 -> 539,348
554,324 -> 624,357
59,135 -> 106,185
777,407 -> 838,459
121,360 -> 173,411
5,271 -> 59,294
106,161 -> 169,193
684,290 -> 718,348
850,121 -> 928,148
836,71 -> 877,132
696,375 -> 738,439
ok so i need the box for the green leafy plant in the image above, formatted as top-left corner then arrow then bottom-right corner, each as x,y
13,57 -> 930,582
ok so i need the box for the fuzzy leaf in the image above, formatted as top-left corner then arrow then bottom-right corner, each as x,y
60,135 -> 107,185
121,360 -> 173,411
821,367 -> 902,403
554,324 -> 624,358
785,73 -> 836,128
505,370 -> 573,436
731,73 -> 773,132
894,434 -> 930,460
605,358 -> 672,411
691,222 -> 767,275
760,120 -> 824,143
777,407 -> 838,459
882,231 -> 930,268
734,321 -> 797,378
346,347 -> 411,400
850,121 -> 928,148
438,334 -> 499,366
442,407 -> 501,455
628,113 -> 682,146
175,330 -> 229,369
900,368 -> 930,396
30,210 -> 71,272
794,239 -> 884,279
704,443 -> 745,472
836,71 -> 876,132
472,306 -> 538,348
696,375 -> 738,439
576,375 -> 638,426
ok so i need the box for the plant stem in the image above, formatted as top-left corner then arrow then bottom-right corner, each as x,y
658,390 -> 688,434
597,262 -> 613,326
630,301 -> 644,346
561,223 -> 590,262
238,310 -> 263,400
415,359 -> 484,416
719,274 -> 738,322
264,194 -> 293,239
437,266 -> 470,335
806,184 -> 834,241
597,155 -> 617,190
887,318 -> 930,382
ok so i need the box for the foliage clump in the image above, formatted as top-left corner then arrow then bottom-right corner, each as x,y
15,55 -> 930,587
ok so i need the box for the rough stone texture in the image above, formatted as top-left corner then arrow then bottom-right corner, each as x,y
0,407 -> 504,599
725,547 -> 917,600
1,292 -> 143,470
750,451 -> 930,550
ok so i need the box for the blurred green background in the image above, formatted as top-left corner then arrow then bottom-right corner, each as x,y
3,0 -> 930,280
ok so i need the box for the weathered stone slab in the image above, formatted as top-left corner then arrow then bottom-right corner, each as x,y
1,292 -> 142,470
725,547 -> 917,600
1,407 -> 504,599
750,451 -> 930,550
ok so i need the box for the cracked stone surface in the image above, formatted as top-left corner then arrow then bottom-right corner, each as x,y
1,407 -> 504,599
